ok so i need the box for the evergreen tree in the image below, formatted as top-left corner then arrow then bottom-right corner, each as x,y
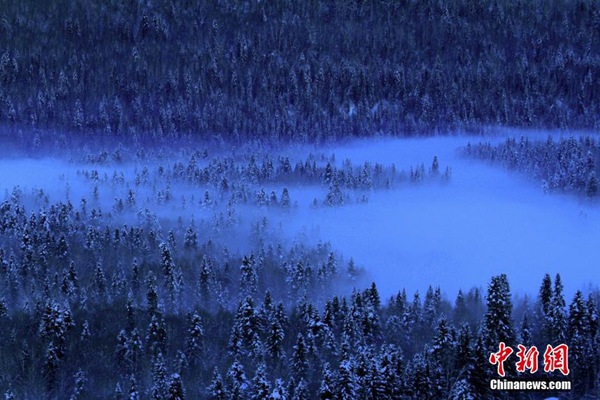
207,368 -> 228,400
549,273 -> 567,344
265,316 -> 286,367
407,353 -> 438,399
128,375 -> 140,400
70,369 -> 87,400
43,342 -> 60,394
519,313 -> 533,346
183,225 -> 198,250
128,328 -> 144,373
586,171 -> 598,197
130,259 -> 140,298
185,311 -> 204,365
198,255 -> 214,308
483,274 -> 515,350
250,364 -> 271,400
151,352 -> 168,400
318,363 -> 335,400
536,273 -> 553,346
568,290 -> 597,395
92,262 -> 107,301
160,243 -> 179,306
281,188 -> 291,208
167,374 -> 185,400
292,333 -> 309,382
226,359 -> 248,400
335,359 -> 358,400
468,335 -> 489,399
146,272 -> 160,318
146,314 -> 167,357
431,156 -> 440,176
292,378 -> 308,400
430,317 -> 456,391
240,255 -> 258,296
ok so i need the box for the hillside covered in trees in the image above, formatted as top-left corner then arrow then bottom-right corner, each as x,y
0,0 -> 598,145
1,0 -> 599,399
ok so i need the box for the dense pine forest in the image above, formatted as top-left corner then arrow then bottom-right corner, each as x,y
0,0 -> 599,399
0,0 -> 598,145
0,183 -> 598,398
463,135 -> 600,197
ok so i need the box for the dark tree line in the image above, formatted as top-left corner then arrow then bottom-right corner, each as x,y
464,135 -> 600,197
74,147 -> 450,213
0,0 -> 598,146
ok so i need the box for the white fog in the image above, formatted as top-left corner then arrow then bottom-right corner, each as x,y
2,131 -> 598,302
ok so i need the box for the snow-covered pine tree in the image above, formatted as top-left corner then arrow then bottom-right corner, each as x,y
250,363 -> 271,400
240,255 -> 258,297
207,368 -> 228,400
185,311 -> 204,365
519,313 -> 533,346
335,358 -> 358,400
535,273 -> 553,346
291,333 -> 309,382
70,369 -> 87,400
318,363 -> 335,399
146,314 -> 167,357
226,358 -> 248,400
145,271 -> 160,319
183,225 -> 198,250
549,273 -> 567,344
150,352 -> 168,400
291,378 -> 308,400
265,316 -> 285,367
128,374 -> 140,400
281,188 -> 291,208
167,373 -> 185,400
430,317 -> 456,392
482,274 -> 515,351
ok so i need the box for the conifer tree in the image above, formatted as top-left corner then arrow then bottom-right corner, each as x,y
240,255 -> 258,296
185,311 -> 204,365
549,273 -> 567,344
535,273 -> 553,346
151,352 -> 168,400
227,358 -> 248,400
292,333 -> 309,382
336,358 -> 358,400
318,363 -> 335,400
469,335 -> 490,399
281,188 -> 291,208
146,314 -> 167,357
483,274 -> 515,350
146,272 -> 160,318
265,316 -> 286,367
207,368 -> 228,400
167,374 -> 185,400
292,378 -> 308,400
250,363 -> 271,400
